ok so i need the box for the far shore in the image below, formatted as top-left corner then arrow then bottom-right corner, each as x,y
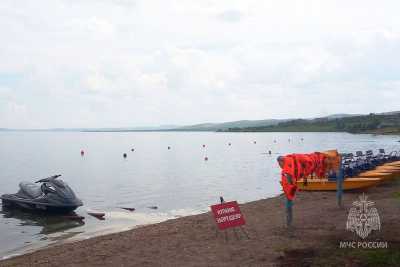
1,128 -> 399,136
1,177 -> 399,267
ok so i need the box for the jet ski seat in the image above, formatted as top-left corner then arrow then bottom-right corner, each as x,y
18,182 -> 43,198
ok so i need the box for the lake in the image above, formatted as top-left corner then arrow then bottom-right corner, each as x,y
0,131 -> 399,258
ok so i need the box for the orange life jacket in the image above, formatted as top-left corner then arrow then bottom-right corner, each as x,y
309,152 -> 326,178
278,152 -> 328,200
281,155 -> 298,179
293,154 -> 314,178
322,150 -> 341,173
280,155 -> 299,200
280,173 -> 297,201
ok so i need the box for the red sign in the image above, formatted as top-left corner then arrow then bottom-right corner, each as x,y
211,201 -> 245,230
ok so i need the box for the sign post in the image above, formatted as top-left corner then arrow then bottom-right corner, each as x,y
211,198 -> 249,240
285,175 -> 293,228
336,158 -> 344,208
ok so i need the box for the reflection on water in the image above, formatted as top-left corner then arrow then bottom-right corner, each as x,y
0,206 -> 85,235
0,205 -> 86,258
0,131 -> 399,258
0,202 -> 201,258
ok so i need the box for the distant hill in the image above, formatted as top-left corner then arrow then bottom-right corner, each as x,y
322,113 -> 362,120
173,119 -> 288,131
172,114 -> 363,131
222,112 -> 400,134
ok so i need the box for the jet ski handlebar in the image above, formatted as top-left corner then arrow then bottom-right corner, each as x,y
35,174 -> 62,183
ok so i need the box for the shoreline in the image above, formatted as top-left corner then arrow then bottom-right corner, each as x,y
1,129 -> 399,136
1,177 -> 399,266
0,209 -> 204,261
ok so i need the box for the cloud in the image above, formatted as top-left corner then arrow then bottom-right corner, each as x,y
216,9 -> 243,23
0,0 -> 400,128
66,17 -> 115,37
0,101 -> 29,127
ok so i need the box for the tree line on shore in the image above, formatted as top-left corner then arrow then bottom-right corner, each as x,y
221,113 -> 400,134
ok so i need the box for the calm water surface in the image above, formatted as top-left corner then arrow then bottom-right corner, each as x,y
0,131 -> 399,258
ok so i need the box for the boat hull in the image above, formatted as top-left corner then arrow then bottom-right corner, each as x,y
374,166 -> 400,176
297,178 -> 381,191
1,196 -> 81,214
375,166 -> 400,170
384,161 -> 400,166
357,171 -> 396,181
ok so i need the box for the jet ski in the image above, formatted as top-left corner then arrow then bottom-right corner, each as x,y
0,175 -> 83,213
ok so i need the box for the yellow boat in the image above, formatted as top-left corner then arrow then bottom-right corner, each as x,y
358,170 -> 396,181
384,161 -> 400,166
384,165 -> 400,169
377,164 -> 400,169
374,166 -> 400,175
297,178 -> 381,191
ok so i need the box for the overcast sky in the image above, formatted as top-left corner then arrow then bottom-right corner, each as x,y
0,0 -> 399,128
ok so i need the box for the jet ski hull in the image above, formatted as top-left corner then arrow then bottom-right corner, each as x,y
1,194 -> 82,214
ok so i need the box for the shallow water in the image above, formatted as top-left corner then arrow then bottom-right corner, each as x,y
0,131 -> 398,258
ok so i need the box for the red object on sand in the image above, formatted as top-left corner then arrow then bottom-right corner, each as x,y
211,201 -> 245,230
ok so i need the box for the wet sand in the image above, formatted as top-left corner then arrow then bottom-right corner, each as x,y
1,178 -> 400,267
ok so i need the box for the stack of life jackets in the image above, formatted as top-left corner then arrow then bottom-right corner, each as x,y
278,152 -> 327,200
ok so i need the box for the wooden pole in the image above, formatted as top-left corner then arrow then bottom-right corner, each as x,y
215,196 -> 225,238
336,157 -> 344,208
286,175 -> 293,228
286,198 -> 293,228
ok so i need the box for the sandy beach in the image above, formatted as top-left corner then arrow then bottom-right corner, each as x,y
1,177 -> 399,267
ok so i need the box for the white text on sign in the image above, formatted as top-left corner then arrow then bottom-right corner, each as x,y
217,207 -> 235,215
216,213 -> 242,223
